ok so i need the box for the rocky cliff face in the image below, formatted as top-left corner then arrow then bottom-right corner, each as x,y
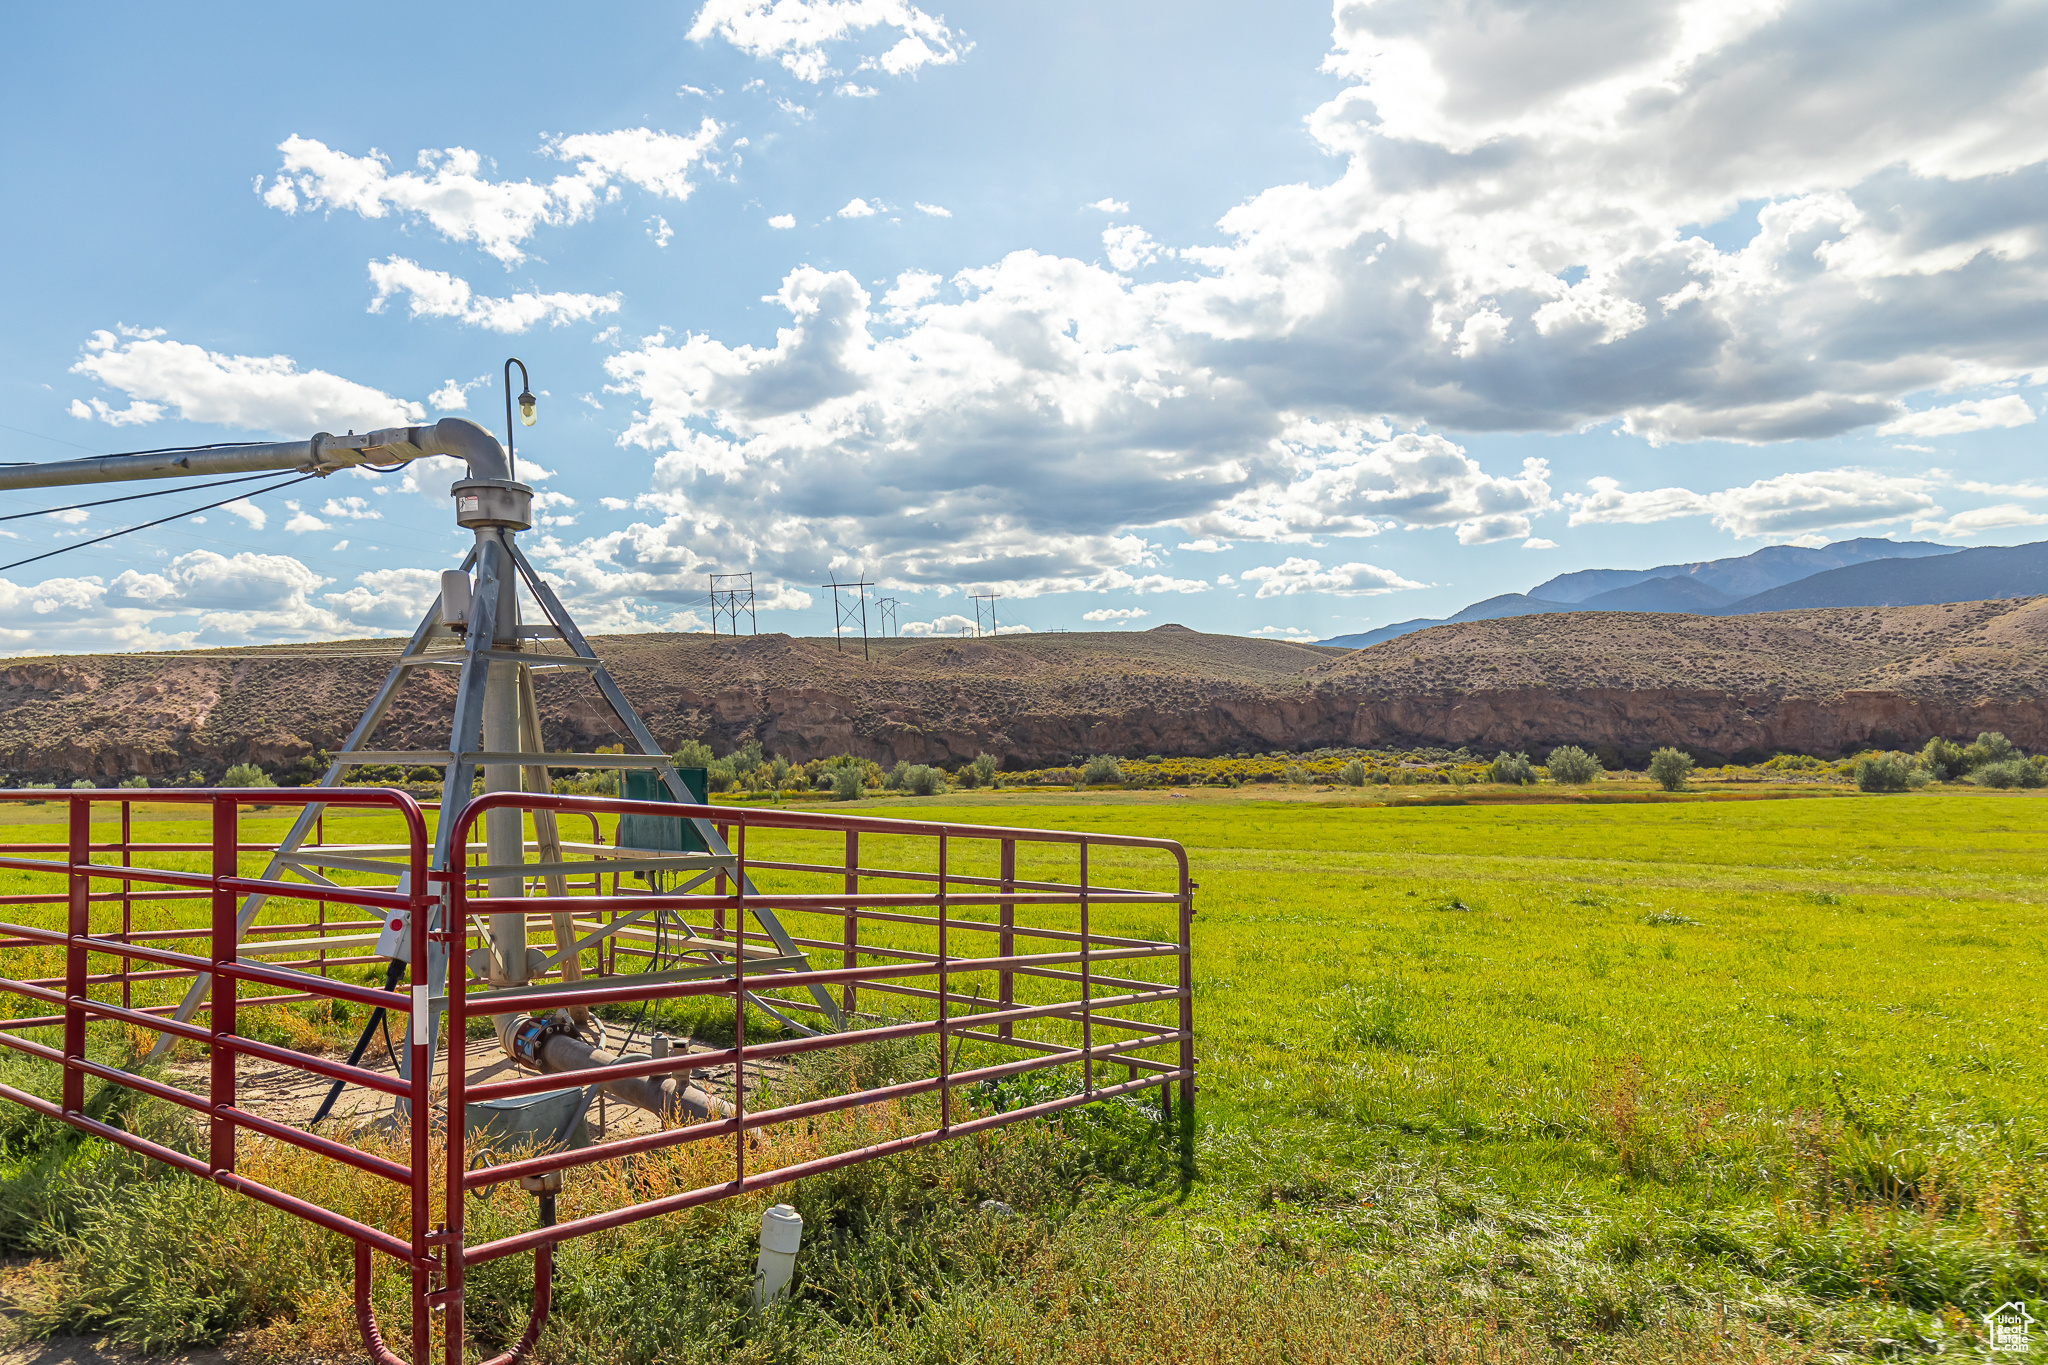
1,599 -> 2044,780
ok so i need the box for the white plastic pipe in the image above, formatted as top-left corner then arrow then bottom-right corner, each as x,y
752,1204 -> 803,1306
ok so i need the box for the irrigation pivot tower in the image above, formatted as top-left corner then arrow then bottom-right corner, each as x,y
0,414 -> 839,1097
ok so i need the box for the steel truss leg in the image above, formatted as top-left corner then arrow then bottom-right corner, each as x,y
508,542 -> 842,1029
143,553 -> 477,1065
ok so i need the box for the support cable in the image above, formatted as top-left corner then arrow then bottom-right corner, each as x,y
0,471 -> 322,574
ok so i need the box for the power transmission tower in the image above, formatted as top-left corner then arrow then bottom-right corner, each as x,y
970,592 -> 1000,637
875,596 -> 899,638
823,577 -> 874,659
708,573 -> 757,636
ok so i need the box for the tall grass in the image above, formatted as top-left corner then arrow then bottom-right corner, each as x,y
2,792 -> 2044,1358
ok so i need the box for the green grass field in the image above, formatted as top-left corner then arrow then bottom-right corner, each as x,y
0,786 -> 2042,1360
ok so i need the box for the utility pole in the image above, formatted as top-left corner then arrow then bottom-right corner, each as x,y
708,573 -> 757,637
970,592 -> 1000,638
823,578 -> 874,660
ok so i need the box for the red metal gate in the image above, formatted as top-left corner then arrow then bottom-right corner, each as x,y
0,787 -> 1194,1365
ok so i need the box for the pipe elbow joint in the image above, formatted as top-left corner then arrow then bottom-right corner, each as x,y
418,417 -> 513,482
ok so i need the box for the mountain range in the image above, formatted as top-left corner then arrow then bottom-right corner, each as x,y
1318,537 -> 2048,648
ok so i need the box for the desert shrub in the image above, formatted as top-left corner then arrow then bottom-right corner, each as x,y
116,775 -> 149,789
1648,747 -> 1694,791
669,739 -> 715,769
1965,731 -> 2019,771
1855,753 -> 1915,793
829,765 -> 866,801
1370,768 -> 1390,785
971,752 -> 999,786
704,759 -> 736,793
1971,759 -> 2040,789
1339,759 -> 1367,786
69,778 -> 94,790
1282,764 -> 1310,785
1488,751 -> 1535,785
1545,745 -> 1601,784
184,770 -> 204,785
883,761 -> 912,791
404,766 -> 440,783
899,764 -> 946,796
552,768 -> 619,797
1081,754 -> 1123,785
219,764 -> 274,788
1920,736 -> 1966,780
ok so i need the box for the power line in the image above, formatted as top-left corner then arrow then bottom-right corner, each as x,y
0,469 -> 304,524
0,471 -> 322,575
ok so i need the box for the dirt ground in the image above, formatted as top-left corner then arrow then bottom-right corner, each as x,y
0,1343 -> 229,1365
164,1029 -> 783,1144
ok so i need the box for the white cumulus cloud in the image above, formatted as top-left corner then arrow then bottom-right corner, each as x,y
838,197 -> 879,218
1879,395 -> 2036,437
261,123 -> 722,265
689,0 -> 966,83
1912,504 -> 2048,537
1240,558 -> 1425,599
1565,469 -> 1942,537
367,257 -> 622,333
899,613 -> 977,636
70,329 -> 424,433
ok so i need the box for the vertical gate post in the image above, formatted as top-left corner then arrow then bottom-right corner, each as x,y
936,834 -> 949,1131
442,815 -> 472,1365
120,801 -> 134,1011
1079,840 -> 1091,1097
1177,858 -> 1195,1180
209,796 -> 238,1175
733,820 -> 746,1188
409,839 -> 434,1365
997,840 -> 1014,1041
841,830 -> 858,1019
61,796 -> 89,1116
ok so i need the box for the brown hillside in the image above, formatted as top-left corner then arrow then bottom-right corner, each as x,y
1,600 -> 2044,780
1308,597 -> 2048,757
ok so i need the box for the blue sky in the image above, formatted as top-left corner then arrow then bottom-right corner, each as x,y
3,0 -> 2046,653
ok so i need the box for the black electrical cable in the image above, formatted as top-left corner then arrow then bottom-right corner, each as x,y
310,957 -> 409,1126
0,469 -> 305,524
0,471 -> 321,575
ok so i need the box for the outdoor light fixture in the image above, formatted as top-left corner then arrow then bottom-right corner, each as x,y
503,356 -> 535,479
